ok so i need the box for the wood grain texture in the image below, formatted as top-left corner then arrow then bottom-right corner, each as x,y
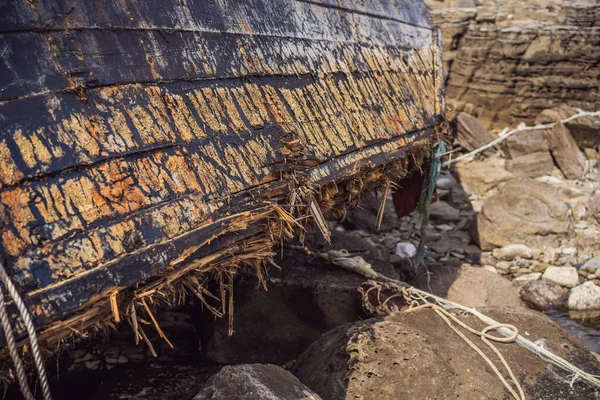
0,0 -> 445,343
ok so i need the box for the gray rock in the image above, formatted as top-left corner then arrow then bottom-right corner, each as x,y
292,308 -> 600,400
568,282 -> 600,311
542,266 -> 579,288
194,364 -> 321,400
520,280 -> 569,311
493,244 -> 534,261
475,179 -> 569,250
436,172 -> 458,190
428,201 -> 461,224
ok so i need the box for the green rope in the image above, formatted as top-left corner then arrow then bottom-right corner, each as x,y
414,140 -> 447,264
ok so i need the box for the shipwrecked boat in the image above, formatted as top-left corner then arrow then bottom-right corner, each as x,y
0,0 -> 447,368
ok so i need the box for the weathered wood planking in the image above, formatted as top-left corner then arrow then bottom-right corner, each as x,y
0,0 -> 445,343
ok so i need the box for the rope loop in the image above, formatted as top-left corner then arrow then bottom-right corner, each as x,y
482,324 -> 519,343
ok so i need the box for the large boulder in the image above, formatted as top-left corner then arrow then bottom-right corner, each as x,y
503,129 -> 550,159
293,307 -> 600,400
455,112 -> 497,154
194,365 -> 321,400
545,123 -> 588,179
412,264 -> 524,308
475,179 -> 570,250
453,157 -> 515,196
504,152 -> 557,178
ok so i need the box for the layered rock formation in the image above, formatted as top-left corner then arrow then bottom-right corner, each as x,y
427,0 -> 600,129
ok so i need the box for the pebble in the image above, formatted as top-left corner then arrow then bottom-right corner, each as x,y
493,244 -> 534,261
541,248 -> 558,263
562,247 -> 577,256
574,221 -> 589,230
571,203 -> 587,221
532,263 -> 550,273
582,257 -> 600,272
515,268 -> 532,275
395,242 -> 416,258
495,261 -> 511,273
513,273 -> 542,288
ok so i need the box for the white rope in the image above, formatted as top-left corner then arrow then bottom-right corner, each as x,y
321,249 -> 600,390
0,285 -> 35,400
445,109 -> 600,167
0,263 -> 52,400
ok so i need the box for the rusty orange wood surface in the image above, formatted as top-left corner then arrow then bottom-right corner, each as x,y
0,0 -> 446,343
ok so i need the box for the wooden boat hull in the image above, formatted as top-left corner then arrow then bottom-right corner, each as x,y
0,0 -> 446,348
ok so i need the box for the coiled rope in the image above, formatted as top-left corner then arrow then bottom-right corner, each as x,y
315,248 -> 600,395
0,262 -> 52,400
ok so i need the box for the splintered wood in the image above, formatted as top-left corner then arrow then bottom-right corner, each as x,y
0,0 -> 447,349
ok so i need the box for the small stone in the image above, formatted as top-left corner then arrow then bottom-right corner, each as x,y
513,272 -> 542,288
542,266 -> 579,288
574,221 -> 589,230
596,269 -> 600,278
533,262 -> 550,273
516,259 -> 531,268
493,244 -> 534,261
588,274 -> 597,280
582,257 -> 600,272
562,247 -> 577,256
541,248 -> 559,263
495,261 -> 511,273
568,282 -> 600,311
84,360 -> 101,370
437,173 -> 458,190
572,204 -> 587,221
480,255 -> 497,265
515,268 -> 532,275
428,201 -> 461,224
395,242 -> 416,258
